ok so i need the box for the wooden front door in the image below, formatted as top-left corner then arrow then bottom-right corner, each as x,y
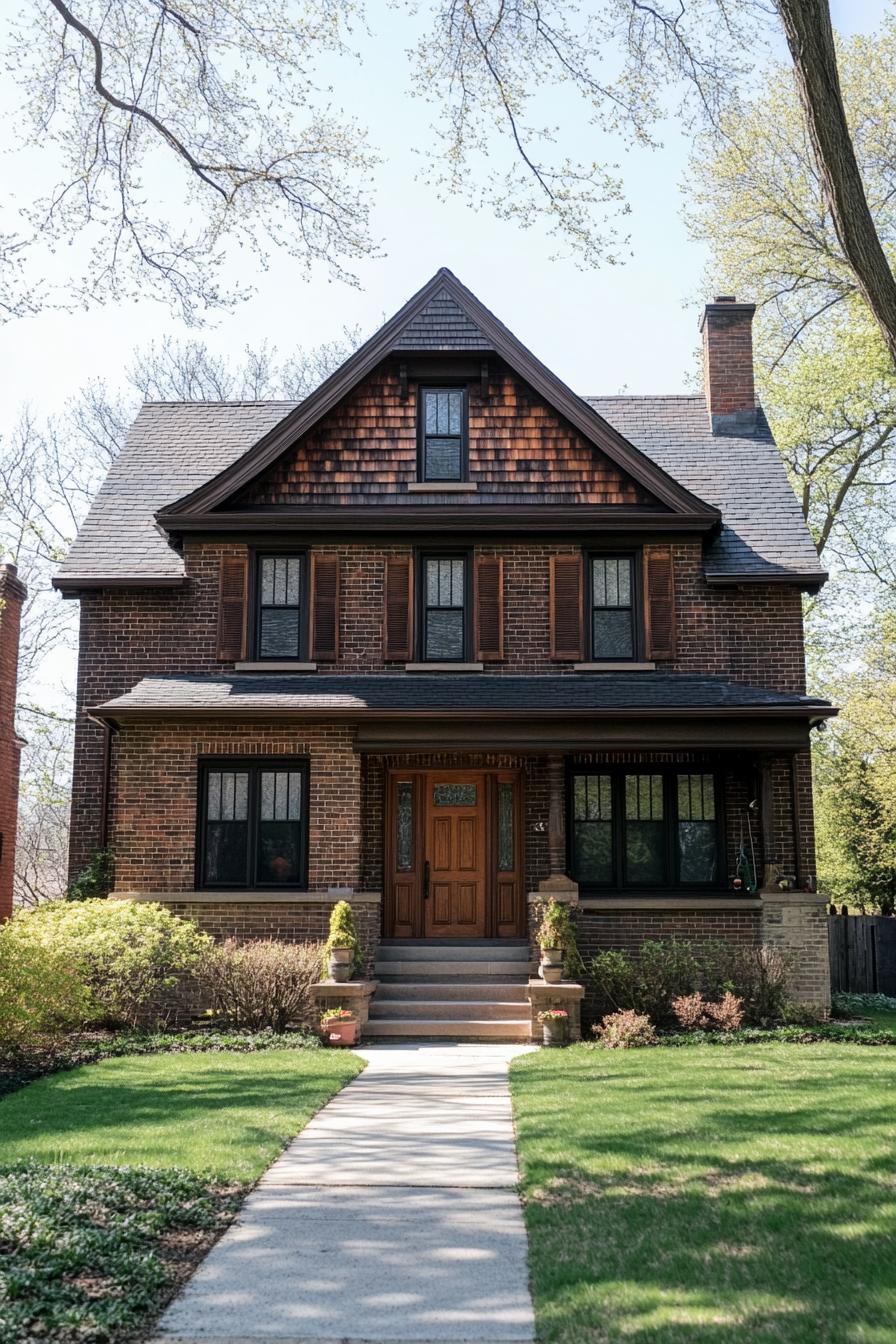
424,773 -> 487,937
384,767 -> 524,939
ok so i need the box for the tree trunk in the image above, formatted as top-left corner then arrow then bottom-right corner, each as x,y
776,0 -> 896,369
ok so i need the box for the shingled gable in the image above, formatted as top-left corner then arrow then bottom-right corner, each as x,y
155,268 -> 720,526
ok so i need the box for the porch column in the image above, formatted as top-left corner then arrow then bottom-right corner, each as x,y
538,753 -> 578,898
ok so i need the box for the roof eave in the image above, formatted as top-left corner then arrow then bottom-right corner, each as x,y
705,569 -> 828,594
53,574 -> 187,596
87,702 -> 838,724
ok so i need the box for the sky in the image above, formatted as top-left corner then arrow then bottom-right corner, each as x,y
0,0 -> 888,433
0,0 -> 890,713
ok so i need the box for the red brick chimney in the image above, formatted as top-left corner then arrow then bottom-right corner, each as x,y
699,295 -> 758,434
0,563 -> 27,921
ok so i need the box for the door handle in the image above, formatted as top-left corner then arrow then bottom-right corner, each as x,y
423,860 -> 430,899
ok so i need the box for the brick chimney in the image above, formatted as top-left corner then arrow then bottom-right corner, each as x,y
699,295 -> 758,435
0,563 -> 27,921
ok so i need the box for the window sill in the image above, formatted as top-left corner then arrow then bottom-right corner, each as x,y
234,661 -> 318,672
405,662 -> 484,673
110,889 -> 383,905
574,661 -> 656,672
575,894 -> 762,911
406,481 -> 478,493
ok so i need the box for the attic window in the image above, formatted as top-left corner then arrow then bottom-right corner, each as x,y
419,387 -> 467,481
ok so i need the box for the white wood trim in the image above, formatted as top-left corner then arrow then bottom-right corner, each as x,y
406,482 -> 478,493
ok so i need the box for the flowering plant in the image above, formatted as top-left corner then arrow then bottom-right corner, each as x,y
320,1007 -> 356,1024
537,1008 -> 568,1023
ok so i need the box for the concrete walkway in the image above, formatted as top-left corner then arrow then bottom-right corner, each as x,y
154,1043 -> 537,1344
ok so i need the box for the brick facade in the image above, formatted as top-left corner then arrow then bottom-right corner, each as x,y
0,564 -> 26,920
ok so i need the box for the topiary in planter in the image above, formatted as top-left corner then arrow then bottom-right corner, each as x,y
323,901 -> 362,981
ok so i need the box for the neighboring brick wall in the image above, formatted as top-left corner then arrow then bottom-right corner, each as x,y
0,565 -> 26,921
109,721 -> 362,893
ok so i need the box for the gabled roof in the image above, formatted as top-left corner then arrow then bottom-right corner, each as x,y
156,268 -> 717,523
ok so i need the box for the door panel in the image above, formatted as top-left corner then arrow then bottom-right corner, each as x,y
424,773 -> 487,937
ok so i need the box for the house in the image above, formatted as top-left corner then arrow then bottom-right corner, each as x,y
0,563 -> 27,920
54,269 -> 834,1037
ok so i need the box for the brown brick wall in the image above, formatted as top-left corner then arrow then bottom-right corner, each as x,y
0,565 -> 26,920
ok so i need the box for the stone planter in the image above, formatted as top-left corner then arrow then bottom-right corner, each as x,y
323,1015 -> 359,1047
328,947 -> 353,983
541,1019 -> 567,1048
540,946 -> 563,985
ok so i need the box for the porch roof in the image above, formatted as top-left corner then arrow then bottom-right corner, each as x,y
90,673 -> 834,722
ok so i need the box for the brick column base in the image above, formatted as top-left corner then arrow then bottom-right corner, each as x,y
760,890 -> 831,1013
313,979 -> 378,1029
527,978 -> 584,1044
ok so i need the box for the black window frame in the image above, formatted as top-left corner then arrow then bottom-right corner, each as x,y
196,757 -> 310,891
566,764 -> 724,894
586,550 -> 642,662
416,549 -> 472,662
417,385 -> 469,483
250,549 -> 309,662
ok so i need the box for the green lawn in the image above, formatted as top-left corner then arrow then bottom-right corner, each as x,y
511,1043 -> 896,1344
0,1048 -> 363,1180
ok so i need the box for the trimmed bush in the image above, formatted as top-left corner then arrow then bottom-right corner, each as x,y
323,900 -> 363,975
0,923 -> 92,1047
593,1010 -> 657,1049
672,991 -> 744,1032
197,939 -> 321,1032
1,899 -> 210,1031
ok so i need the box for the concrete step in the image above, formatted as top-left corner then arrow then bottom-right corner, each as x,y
363,1017 -> 532,1041
376,942 -> 530,962
377,981 -> 529,1002
374,959 -> 533,979
369,999 -> 528,1021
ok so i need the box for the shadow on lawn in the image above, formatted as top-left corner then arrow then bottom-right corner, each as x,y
515,1052 -> 896,1344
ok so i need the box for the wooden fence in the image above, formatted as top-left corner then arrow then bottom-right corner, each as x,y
828,914 -> 896,995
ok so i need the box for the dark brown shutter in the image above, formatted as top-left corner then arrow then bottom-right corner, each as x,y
217,551 -> 248,662
550,553 -> 583,661
384,555 -> 413,661
644,545 -> 676,660
475,555 -> 503,662
310,552 -> 340,661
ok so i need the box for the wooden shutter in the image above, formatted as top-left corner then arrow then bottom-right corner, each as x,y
310,552 -> 340,661
643,545 -> 676,660
216,551 -> 248,662
383,555 -> 413,661
550,553 -> 583,661
474,555 -> 503,662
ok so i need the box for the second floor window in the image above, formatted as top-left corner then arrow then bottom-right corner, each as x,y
420,387 -> 466,481
423,556 -> 467,660
257,554 -> 305,659
591,555 -> 636,659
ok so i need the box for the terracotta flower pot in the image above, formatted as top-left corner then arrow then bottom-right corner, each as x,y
328,947 -> 353,983
540,947 -> 563,984
324,1016 -> 359,1047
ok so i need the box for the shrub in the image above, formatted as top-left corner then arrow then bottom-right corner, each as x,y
593,1009 -> 657,1049
534,898 -> 580,966
832,991 -> 896,1018
66,848 -> 113,901
198,939 -> 321,1032
323,900 -> 363,975
590,939 -> 791,1027
671,992 -> 709,1030
671,990 -> 744,1032
3,899 -> 210,1029
0,922 -> 92,1048
704,991 -> 744,1031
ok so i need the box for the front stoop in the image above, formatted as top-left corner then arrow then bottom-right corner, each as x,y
367,940 -> 534,1042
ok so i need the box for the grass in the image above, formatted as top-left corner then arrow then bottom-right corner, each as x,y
0,1048 -> 363,1342
510,1043 -> 896,1344
0,1048 -> 363,1180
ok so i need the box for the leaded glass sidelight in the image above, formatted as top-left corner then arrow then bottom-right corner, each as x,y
677,773 -> 718,884
203,770 -> 250,885
591,556 -> 635,659
422,388 -> 465,481
572,773 -> 613,885
424,557 -> 466,660
624,773 -> 665,885
396,781 -> 414,871
498,782 -> 515,871
258,555 -> 303,658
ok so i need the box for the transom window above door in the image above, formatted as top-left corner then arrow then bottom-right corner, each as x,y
419,387 -> 467,481
570,768 -> 721,892
255,553 -> 306,659
423,556 -> 468,661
